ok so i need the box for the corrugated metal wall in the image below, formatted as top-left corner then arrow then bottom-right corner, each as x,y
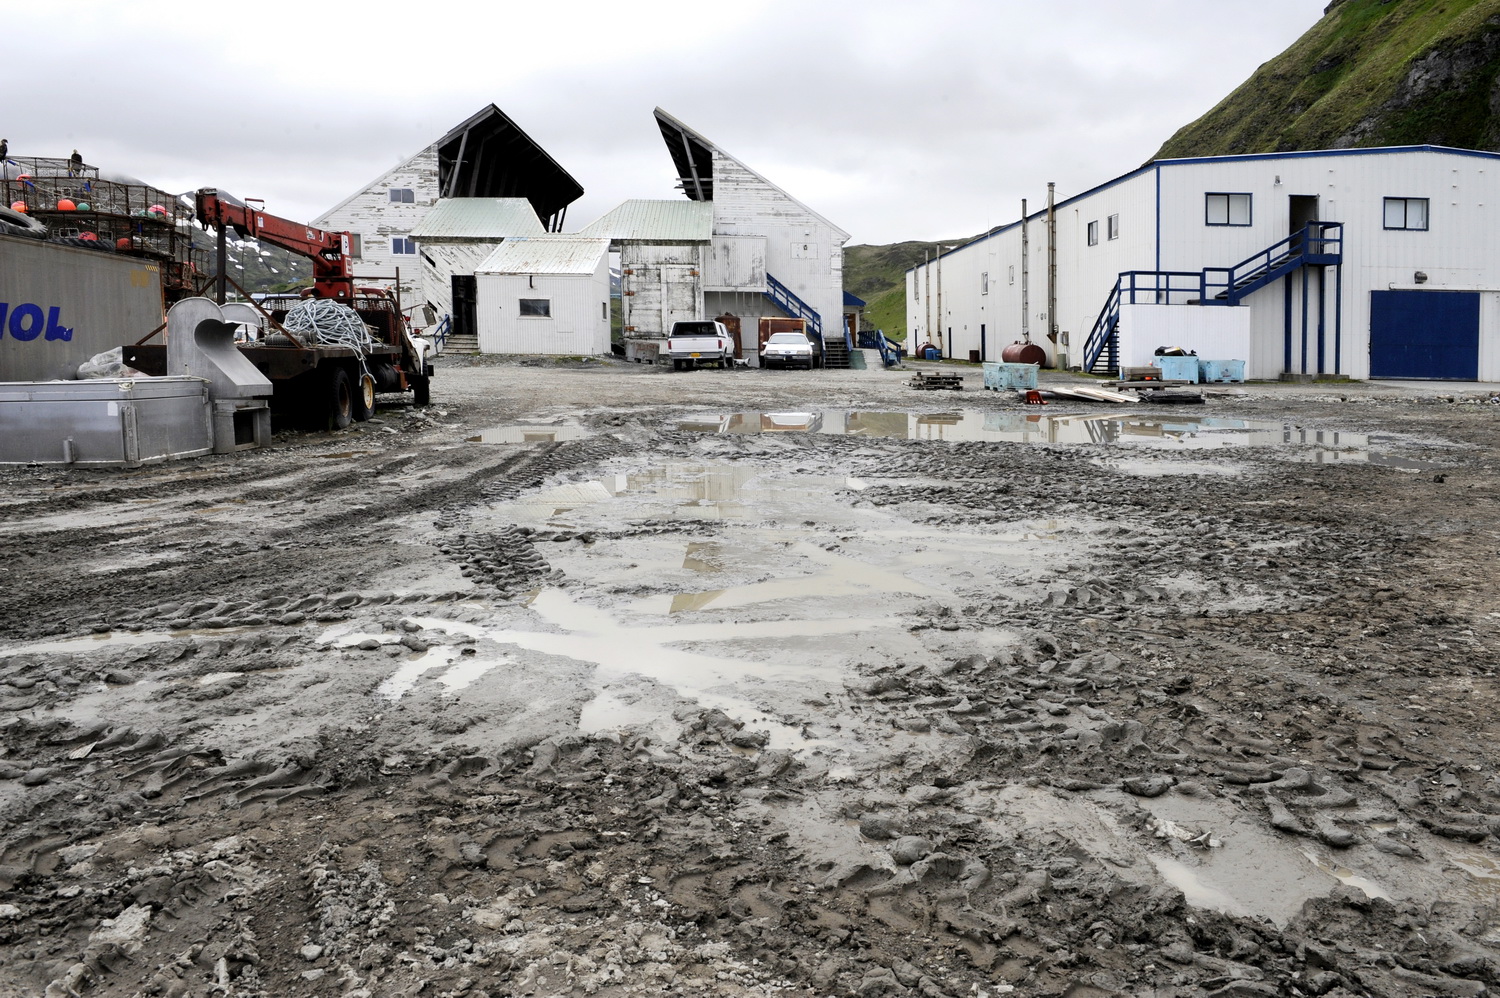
914,149 -> 1500,379
1,237 -> 164,381
475,258 -> 611,356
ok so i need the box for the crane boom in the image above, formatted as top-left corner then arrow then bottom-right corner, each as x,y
194,188 -> 354,300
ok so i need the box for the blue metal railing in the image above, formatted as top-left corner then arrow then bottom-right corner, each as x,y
1203,222 -> 1343,305
1081,271 -> 1201,373
1080,223 -> 1343,373
764,272 -> 823,338
432,313 -> 452,351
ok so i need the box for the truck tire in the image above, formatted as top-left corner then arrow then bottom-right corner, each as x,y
329,367 -> 354,430
411,375 -> 431,407
352,372 -> 375,422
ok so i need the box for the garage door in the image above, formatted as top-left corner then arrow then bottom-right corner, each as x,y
1370,290 -> 1479,380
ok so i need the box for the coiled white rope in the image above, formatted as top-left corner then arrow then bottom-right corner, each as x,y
283,298 -> 374,381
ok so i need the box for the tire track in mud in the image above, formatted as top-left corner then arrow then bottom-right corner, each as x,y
0,436 -> 628,639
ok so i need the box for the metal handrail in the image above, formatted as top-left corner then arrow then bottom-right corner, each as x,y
764,272 -> 823,337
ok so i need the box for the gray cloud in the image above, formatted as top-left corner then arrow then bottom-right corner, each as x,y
4,1 -> 1322,244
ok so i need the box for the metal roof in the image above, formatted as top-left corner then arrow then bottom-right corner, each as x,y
476,236 -> 611,275
410,198 -> 545,239
844,290 -> 867,308
435,104 -> 584,231
576,199 -> 712,241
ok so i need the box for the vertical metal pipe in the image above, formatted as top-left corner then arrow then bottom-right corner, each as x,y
1316,267 -> 1326,374
1046,183 -> 1057,348
1334,263 -> 1343,375
936,248 -> 944,357
1300,266 -> 1310,374
216,223 -> 227,305
924,250 -> 931,344
1021,199 -> 1030,343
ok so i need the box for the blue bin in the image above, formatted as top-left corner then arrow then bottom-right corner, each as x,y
982,361 -> 1039,391
1199,359 -> 1246,383
1151,355 -> 1200,383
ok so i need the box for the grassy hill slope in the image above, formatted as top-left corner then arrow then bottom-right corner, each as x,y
844,239 -> 976,341
1156,0 -> 1500,158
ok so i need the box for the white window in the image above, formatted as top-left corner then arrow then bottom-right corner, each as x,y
981,271 -> 989,295
1008,265 -> 1015,285
1206,193 -> 1252,226
519,298 -> 551,317
1384,197 -> 1429,231
388,188 -> 415,203
1087,221 -> 1099,246
1108,214 -> 1120,240
390,235 -> 416,254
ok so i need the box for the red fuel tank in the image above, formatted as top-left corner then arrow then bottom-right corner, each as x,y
1001,341 -> 1047,366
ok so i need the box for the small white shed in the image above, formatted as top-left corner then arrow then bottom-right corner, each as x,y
474,236 -> 612,356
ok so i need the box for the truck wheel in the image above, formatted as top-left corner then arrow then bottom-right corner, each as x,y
352,372 -> 375,422
411,375 -> 431,407
329,368 -> 354,430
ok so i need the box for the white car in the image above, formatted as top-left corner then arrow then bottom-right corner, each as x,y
761,331 -> 818,369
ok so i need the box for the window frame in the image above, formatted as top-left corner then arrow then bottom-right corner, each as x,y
981,271 -> 989,295
1383,196 -> 1429,231
1087,220 -> 1099,246
390,234 -> 417,255
518,298 -> 552,317
388,187 -> 415,204
1205,192 -> 1252,227
1108,214 -> 1120,240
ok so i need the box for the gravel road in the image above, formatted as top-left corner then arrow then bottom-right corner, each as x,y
2,356 -> 1499,998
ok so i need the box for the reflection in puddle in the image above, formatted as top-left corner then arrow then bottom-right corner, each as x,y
468,421 -> 591,444
673,410 -> 1438,467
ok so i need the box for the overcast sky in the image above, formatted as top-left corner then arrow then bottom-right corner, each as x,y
5,0 -> 1323,246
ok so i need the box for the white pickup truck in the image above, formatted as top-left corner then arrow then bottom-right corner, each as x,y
665,320 -> 735,371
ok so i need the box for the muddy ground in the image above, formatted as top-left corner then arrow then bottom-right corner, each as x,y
3,357 -> 1500,998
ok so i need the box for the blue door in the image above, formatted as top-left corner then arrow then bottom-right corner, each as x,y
1370,290 -> 1479,380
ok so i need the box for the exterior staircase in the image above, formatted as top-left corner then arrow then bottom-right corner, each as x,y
441,332 -> 479,354
1081,222 -> 1343,375
822,333 -> 852,369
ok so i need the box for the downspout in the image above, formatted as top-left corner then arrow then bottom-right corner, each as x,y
1047,182 -> 1057,354
1021,199 -> 1030,343
936,249 -> 944,357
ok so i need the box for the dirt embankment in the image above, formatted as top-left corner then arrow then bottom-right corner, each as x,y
2,359 -> 1500,998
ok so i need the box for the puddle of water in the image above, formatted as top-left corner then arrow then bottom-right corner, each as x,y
376,646 -> 460,700
1297,847 -> 1393,901
672,410 -> 1440,467
1440,844 -> 1500,903
468,422 -> 591,444
0,626 -> 262,659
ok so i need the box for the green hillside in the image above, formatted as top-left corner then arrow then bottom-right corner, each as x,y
1156,0 -> 1500,158
844,239 -> 975,342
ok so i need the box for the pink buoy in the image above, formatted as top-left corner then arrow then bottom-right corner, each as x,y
147,204 -> 167,217
9,201 -> 26,213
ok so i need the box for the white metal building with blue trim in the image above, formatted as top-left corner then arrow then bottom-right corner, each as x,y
908,146 -> 1500,381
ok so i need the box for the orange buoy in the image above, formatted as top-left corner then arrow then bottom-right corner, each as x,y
9,201 -> 26,213
116,237 -> 132,250
78,232 -> 97,241
57,199 -> 76,211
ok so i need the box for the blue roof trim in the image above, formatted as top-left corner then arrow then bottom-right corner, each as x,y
843,290 -> 867,308
904,144 -> 1500,274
